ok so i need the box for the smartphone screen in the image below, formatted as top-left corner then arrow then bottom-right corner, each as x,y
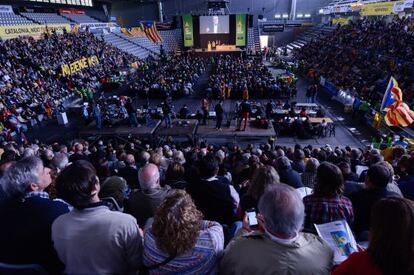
246,210 -> 258,227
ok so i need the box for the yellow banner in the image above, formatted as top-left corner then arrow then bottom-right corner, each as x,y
332,18 -> 351,25
0,24 -> 71,39
361,1 -> 402,16
61,56 -> 100,77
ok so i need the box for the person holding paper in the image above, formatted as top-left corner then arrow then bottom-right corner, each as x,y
220,184 -> 333,275
333,198 -> 414,275
303,162 -> 354,233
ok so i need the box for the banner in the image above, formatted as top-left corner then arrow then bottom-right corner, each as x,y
61,56 -> 100,77
0,24 -> 71,40
332,18 -> 351,25
262,23 -> 284,33
59,8 -> 85,14
361,1 -> 403,16
235,14 -> 246,47
0,5 -> 13,13
182,15 -> 194,47
79,22 -> 117,30
394,2 -> 405,13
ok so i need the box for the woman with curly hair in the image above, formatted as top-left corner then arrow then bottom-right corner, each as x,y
143,190 -> 224,274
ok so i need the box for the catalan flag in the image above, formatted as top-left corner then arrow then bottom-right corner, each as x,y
381,77 -> 414,127
141,21 -> 162,44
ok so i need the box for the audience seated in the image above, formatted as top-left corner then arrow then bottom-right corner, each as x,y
143,190 -> 224,273
0,156 -> 69,273
303,162 -> 354,233
52,160 -> 143,274
220,184 -> 333,274
333,197 -> 414,275
301,157 -> 319,188
350,164 -> 401,238
187,154 -> 239,227
276,156 -> 304,188
125,163 -> 172,227
117,154 -> 139,190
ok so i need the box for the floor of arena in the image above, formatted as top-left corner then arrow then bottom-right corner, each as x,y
26,62 -> 371,148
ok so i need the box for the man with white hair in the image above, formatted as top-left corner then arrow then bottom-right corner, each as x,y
125,163 -> 171,227
0,156 -> 69,273
220,184 -> 333,274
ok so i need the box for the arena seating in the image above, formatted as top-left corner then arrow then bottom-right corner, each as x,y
119,33 -> 161,55
21,12 -> 71,25
159,29 -> 183,53
60,14 -> 101,23
98,33 -> 152,59
278,25 -> 336,54
0,13 -> 33,25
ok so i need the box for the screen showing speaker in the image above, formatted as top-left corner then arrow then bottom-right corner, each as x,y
199,15 -> 230,34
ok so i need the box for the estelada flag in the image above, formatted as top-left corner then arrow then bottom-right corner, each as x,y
381,77 -> 414,127
141,21 -> 162,44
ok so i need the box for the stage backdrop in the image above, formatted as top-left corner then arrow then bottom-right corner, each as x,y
192,14 -> 245,49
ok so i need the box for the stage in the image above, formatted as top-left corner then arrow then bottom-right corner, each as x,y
78,120 -> 161,139
196,118 -> 276,143
187,47 -> 244,56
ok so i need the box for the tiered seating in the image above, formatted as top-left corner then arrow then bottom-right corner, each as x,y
61,14 -> 100,23
98,33 -> 150,59
118,33 -> 161,55
159,29 -> 182,53
0,13 -> 33,25
21,12 -> 71,24
278,25 -> 336,54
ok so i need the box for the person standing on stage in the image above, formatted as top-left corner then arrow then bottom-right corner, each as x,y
215,100 -> 224,131
125,98 -> 138,127
238,99 -> 251,131
201,97 -> 209,125
162,100 -> 172,128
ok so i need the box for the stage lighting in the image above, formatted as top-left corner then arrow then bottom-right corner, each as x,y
282,14 -> 288,18
297,14 -> 303,18
304,14 -> 311,18
274,14 -> 281,18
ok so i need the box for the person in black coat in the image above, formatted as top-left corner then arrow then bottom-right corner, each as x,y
117,154 -> 139,190
0,156 -> 69,273
276,156 -> 304,189
215,100 -> 224,130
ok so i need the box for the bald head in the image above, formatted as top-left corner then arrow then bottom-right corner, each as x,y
138,163 -> 160,190
125,154 -> 135,166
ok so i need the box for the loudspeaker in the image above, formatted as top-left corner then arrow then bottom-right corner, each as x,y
258,14 -> 263,20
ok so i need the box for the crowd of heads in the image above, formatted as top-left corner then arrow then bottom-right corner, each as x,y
295,17 -> 414,107
0,31 -> 139,138
1,135 -> 414,273
128,54 -> 207,99
209,55 -> 278,99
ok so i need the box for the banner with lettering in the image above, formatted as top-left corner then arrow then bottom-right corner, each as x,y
235,14 -> 246,47
61,56 -> 100,77
332,18 -> 351,25
361,1 -> 403,16
0,24 -> 71,40
182,15 -> 194,47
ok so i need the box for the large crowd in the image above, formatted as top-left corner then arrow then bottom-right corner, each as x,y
0,135 -> 413,274
295,17 -> 414,108
0,31 -> 139,140
208,55 -> 281,99
128,54 -> 207,99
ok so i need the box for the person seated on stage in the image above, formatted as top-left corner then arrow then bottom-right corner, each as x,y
299,107 -> 307,117
179,104 -> 189,119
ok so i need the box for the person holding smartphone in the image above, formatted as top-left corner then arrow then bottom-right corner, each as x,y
220,184 -> 333,275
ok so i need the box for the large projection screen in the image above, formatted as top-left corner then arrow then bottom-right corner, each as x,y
200,15 -> 229,34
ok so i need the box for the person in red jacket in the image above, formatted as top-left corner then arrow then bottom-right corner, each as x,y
333,197 -> 414,275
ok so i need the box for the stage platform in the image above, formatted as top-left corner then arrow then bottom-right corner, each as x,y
196,119 -> 276,140
78,121 -> 161,138
154,119 -> 199,138
187,48 -> 244,56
